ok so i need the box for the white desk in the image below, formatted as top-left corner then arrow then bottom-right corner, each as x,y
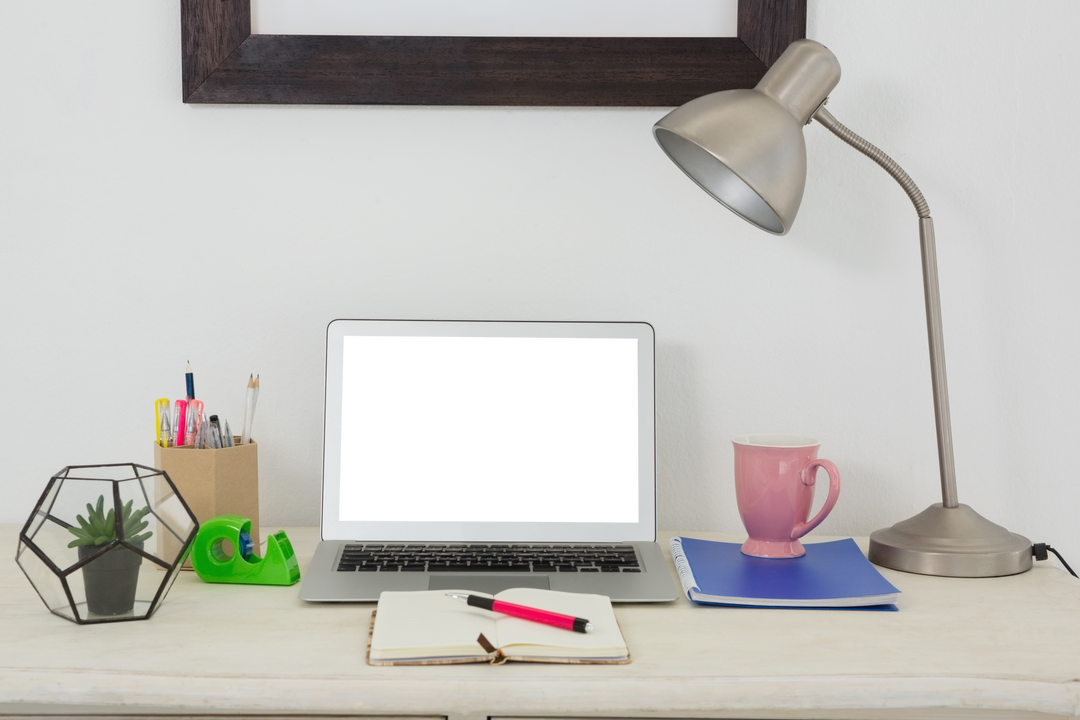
3,526 -> 1079,720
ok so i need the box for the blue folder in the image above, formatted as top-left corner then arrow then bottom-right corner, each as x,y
670,536 -> 900,611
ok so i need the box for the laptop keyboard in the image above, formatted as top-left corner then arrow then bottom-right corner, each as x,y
335,544 -> 642,573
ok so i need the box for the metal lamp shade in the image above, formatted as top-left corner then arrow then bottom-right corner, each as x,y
654,91 -> 805,235
653,39 -> 842,236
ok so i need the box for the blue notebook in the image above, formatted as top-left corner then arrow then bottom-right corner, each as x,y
670,536 -> 900,610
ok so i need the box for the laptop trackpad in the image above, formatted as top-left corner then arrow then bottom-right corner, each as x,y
428,575 -> 550,594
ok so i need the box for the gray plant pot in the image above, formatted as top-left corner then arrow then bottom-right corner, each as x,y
78,543 -> 144,617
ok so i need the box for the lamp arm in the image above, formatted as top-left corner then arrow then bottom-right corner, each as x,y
811,105 -> 959,509
812,107 -> 930,218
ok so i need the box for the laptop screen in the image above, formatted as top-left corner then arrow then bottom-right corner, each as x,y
321,320 -> 656,543
340,335 -> 640,524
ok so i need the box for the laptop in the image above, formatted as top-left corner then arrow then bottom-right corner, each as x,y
298,319 -> 678,602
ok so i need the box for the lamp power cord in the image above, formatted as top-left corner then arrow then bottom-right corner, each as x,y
1033,543 -> 1078,578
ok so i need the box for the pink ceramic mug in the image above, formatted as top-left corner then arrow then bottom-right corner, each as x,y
732,435 -> 841,558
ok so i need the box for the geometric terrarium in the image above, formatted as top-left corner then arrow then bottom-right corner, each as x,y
16,463 -> 199,624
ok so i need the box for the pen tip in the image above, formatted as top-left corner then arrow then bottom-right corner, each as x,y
585,622 -> 594,632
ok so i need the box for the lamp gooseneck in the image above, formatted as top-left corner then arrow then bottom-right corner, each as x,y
812,107 -> 930,219
810,96 -> 1030,577
811,107 -> 956,509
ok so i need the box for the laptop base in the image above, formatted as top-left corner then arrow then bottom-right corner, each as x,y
299,540 -> 678,602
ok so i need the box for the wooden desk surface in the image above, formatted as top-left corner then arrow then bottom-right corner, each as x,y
3,525 -> 1079,720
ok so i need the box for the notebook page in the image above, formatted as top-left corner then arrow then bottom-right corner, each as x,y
370,590 -> 497,660
493,588 -> 626,658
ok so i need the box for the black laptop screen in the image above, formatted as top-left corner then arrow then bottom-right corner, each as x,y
338,334 -> 639,524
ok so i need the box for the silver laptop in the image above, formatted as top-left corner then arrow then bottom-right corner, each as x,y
299,319 -> 677,602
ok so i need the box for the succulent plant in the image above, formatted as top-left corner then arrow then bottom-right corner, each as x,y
66,495 -> 153,548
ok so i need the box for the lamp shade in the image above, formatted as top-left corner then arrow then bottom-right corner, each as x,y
653,40 -> 841,235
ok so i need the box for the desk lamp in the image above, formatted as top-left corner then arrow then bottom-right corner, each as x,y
653,39 -> 1032,577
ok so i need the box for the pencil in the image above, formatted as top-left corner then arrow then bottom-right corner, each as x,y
185,360 -> 195,399
240,374 -> 256,445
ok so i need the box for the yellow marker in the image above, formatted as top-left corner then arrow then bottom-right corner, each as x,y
154,398 -> 171,447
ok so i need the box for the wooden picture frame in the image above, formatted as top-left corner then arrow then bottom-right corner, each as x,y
181,0 -> 806,106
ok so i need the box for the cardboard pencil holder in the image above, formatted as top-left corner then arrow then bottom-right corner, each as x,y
153,439 -> 259,568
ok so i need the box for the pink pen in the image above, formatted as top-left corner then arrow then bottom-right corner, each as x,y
185,399 -> 203,446
446,593 -> 593,633
174,399 -> 187,447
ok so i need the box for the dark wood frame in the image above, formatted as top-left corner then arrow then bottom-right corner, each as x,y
182,0 -> 806,106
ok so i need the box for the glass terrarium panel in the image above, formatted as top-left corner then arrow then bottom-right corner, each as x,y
63,464 -> 142,481
47,479 -> 121,550
155,558 -> 186,610
72,543 -> 160,620
26,513 -> 87,576
133,464 -> 166,481
152,478 -> 199,565
16,540 -> 76,620
114,477 -> 160,549
25,476 -> 64,540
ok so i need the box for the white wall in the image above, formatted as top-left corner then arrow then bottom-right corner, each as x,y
2,2 -> 1078,566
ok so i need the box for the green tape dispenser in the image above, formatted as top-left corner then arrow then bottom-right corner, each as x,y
190,515 -> 300,586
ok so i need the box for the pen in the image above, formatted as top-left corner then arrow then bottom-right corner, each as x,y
160,405 -> 172,447
155,398 -> 170,447
209,414 -> 223,449
174,399 -> 188,447
186,399 -> 203,446
445,593 -> 593,633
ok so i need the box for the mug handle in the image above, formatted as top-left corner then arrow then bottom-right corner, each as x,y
790,459 -> 841,541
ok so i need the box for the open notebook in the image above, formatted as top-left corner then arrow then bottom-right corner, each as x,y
367,588 -> 629,665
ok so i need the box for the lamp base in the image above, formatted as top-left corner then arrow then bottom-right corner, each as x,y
868,503 -> 1032,577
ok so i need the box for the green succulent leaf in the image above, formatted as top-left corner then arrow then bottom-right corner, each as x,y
76,513 -> 93,535
66,527 -> 92,548
65,494 -> 154,547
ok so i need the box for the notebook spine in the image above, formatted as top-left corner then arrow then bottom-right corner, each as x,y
668,536 -> 700,600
